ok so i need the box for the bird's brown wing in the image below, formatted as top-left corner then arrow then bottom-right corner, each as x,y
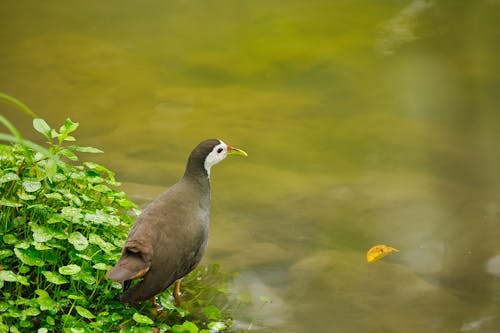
106,239 -> 153,282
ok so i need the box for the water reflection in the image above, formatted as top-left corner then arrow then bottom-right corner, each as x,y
1,1 -> 500,332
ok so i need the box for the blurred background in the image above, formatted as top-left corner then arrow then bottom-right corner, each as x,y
1,0 -> 500,331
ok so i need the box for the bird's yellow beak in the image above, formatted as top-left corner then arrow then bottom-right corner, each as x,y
227,145 -> 248,157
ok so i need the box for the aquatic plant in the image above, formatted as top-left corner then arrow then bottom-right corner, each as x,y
0,94 -> 234,332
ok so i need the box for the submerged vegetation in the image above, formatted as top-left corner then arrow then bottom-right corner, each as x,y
0,94 -> 239,332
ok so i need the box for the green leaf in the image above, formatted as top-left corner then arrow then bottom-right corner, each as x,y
59,149 -> 79,161
61,118 -> 79,135
22,307 -> 41,317
69,146 -> 103,153
44,192 -> 63,200
0,270 -> 18,282
17,192 -> 36,200
42,271 -> 69,285
203,305 -> 222,321
33,118 -> 51,139
75,306 -> 95,319
207,321 -> 227,332
0,172 -> 18,183
0,199 -> 22,208
182,321 -> 199,333
14,247 -> 45,266
172,325 -> 189,333
88,233 -> 115,253
16,275 -> 30,286
0,249 -> 13,260
33,242 -> 52,251
132,312 -> 154,325
67,294 -> 85,300
92,184 -> 111,193
46,316 -> 55,326
76,269 -> 96,285
35,289 -> 57,311
68,231 -> 89,251
61,207 -> 83,223
3,234 -> 18,244
92,263 -> 110,271
31,223 -> 54,243
59,264 -> 81,275
22,180 -> 41,193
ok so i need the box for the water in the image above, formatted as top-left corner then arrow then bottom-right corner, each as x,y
1,1 -> 500,331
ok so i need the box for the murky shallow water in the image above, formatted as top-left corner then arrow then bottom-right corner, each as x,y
2,1 -> 500,331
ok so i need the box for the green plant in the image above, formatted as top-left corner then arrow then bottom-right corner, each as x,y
0,95 -> 236,332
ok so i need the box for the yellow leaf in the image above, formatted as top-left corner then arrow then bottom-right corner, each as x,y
366,244 -> 399,263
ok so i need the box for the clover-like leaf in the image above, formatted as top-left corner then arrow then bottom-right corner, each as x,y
0,270 -> 18,282
14,247 -> 45,266
35,289 -> 57,311
42,271 -> 69,285
31,223 -> 54,243
0,249 -> 13,260
0,172 -> 18,184
59,264 -> 81,275
75,306 -> 95,319
22,180 -> 42,193
88,233 -> 115,253
132,312 -> 154,325
68,231 -> 89,251
92,263 -> 110,271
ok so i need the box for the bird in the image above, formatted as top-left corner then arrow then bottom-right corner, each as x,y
106,139 -> 247,303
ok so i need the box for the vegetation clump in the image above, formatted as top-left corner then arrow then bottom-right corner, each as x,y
0,94 -> 235,332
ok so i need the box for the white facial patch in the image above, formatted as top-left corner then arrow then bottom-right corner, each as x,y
204,140 -> 228,177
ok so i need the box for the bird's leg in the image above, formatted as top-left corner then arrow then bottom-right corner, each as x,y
173,279 -> 182,306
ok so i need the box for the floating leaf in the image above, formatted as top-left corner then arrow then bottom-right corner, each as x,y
132,312 -> 154,325
14,247 -> 45,266
68,231 -> 89,251
366,244 -> 399,263
59,264 -> 81,275
42,271 -> 69,285
22,180 -> 42,193
75,306 -> 95,319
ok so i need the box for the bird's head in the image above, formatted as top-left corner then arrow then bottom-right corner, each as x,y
187,139 -> 247,177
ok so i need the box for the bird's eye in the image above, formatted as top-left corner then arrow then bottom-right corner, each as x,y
217,148 -> 223,154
